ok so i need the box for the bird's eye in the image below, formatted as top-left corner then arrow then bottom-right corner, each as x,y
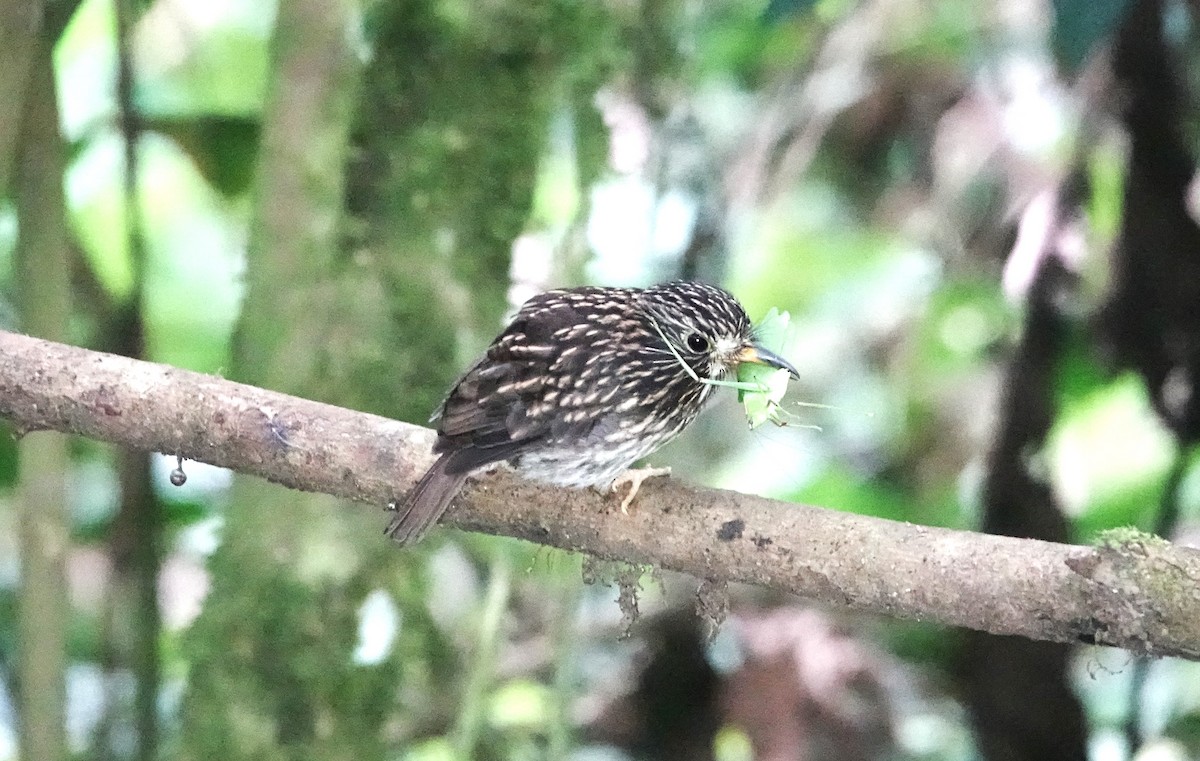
685,332 -> 710,353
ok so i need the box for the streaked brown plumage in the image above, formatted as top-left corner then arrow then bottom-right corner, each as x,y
386,281 -> 798,544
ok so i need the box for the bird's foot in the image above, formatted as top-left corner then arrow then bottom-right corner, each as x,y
609,466 -> 672,514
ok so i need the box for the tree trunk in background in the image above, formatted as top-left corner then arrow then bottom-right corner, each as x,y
179,0 -> 616,755
960,262 -> 1088,761
177,1 -> 380,758
347,0 -> 612,419
0,0 -> 41,194
14,43 -> 71,761
90,2 -> 163,758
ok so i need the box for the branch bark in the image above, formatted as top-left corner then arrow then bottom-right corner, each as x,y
2,329 -> 1199,660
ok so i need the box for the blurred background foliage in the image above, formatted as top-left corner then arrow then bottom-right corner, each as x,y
1,0 -> 1200,759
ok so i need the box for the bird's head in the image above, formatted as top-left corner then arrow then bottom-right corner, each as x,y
641,281 -> 800,383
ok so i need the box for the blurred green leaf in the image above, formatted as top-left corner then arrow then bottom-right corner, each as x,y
0,423 -> 18,487
134,3 -> 273,119
1051,0 -> 1133,72
714,724 -> 755,761
764,0 -> 819,24
797,464 -> 953,525
146,115 -> 261,197
489,680 -> 550,729
161,498 -> 213,528
913,279 -> 1012,378
1047,374 -> 1174,536
403,737 -> 455,761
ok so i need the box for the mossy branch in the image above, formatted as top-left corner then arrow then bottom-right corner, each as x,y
1,329 -> 1198,660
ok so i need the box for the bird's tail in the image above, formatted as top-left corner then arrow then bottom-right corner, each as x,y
385,454 -> 469,545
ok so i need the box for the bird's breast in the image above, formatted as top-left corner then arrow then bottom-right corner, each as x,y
510,372 -> 712,487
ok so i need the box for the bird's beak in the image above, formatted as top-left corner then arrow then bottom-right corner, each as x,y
736,343 -> 800,379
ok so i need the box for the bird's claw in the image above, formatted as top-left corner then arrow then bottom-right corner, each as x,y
610,466 -> 672,514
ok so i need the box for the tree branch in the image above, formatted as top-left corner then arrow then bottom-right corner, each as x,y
1,329 -> 1198,660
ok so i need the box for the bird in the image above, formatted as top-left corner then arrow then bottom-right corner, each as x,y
385,280 -> 799,544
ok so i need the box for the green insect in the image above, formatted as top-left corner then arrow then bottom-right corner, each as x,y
736,308 -> 802,428
652,307 -> 811,429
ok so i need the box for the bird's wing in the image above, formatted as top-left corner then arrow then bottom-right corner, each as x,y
433,292 -> 604,474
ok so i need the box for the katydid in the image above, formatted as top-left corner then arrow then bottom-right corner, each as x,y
650,308 -> 812,429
